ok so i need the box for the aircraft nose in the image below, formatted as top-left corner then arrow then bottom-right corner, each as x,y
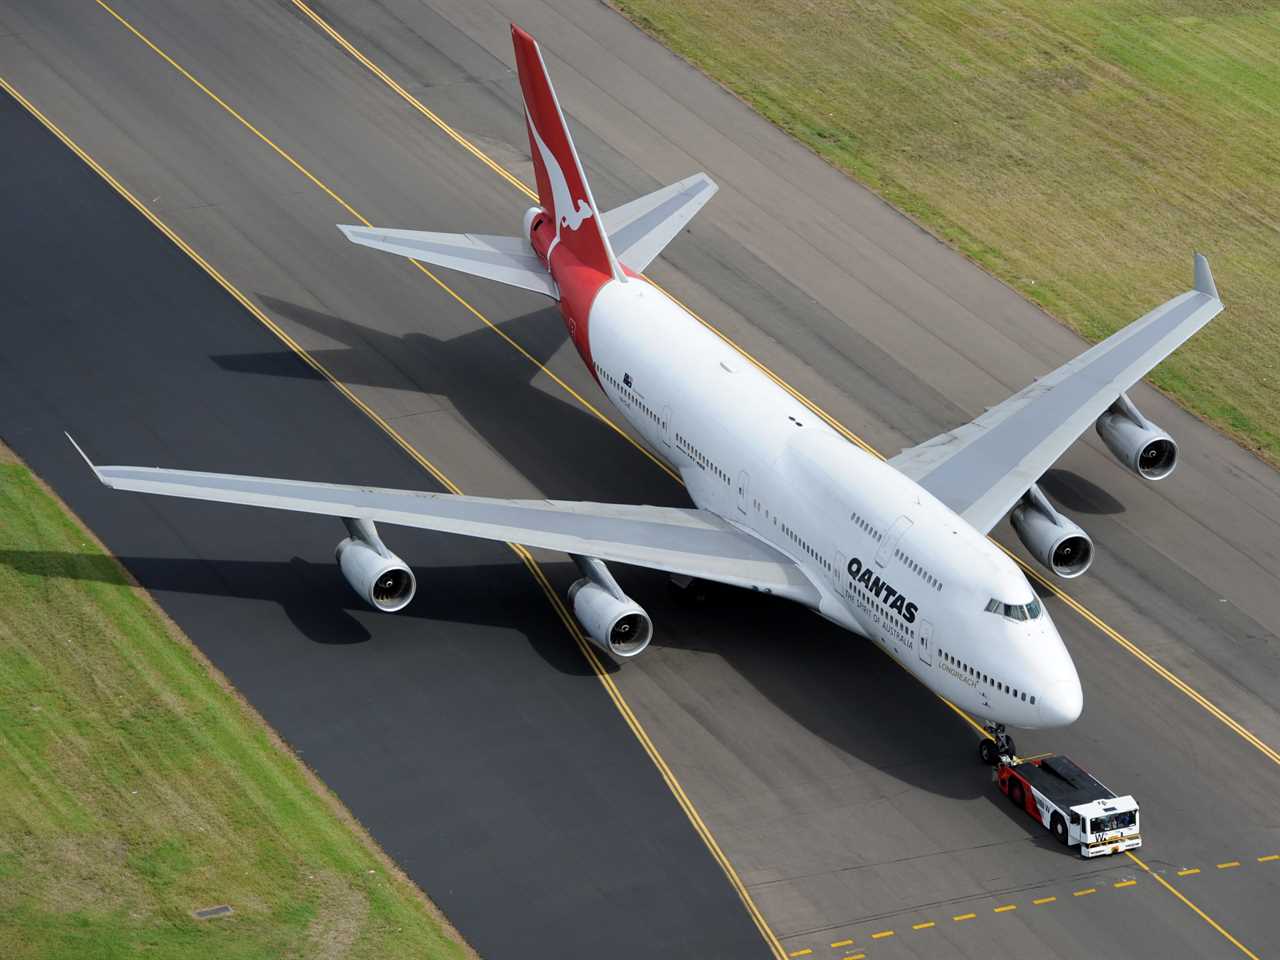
1039,675 -> 1083,727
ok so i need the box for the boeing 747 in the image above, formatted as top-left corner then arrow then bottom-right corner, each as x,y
73,25 -> 1223,759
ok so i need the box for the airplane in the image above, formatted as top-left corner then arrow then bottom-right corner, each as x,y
70,24 -> 1223,763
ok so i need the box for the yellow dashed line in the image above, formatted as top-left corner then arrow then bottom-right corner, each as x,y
830,940 -> 853,949
1178,868 -> 1201,876
872,930 -> 894,939
1074,888 -> 1097,897
74,4 -> 1280,957
994,904 -> 1016,913
846,954 -> 866,960
1127,850 -> 1260,960
1033,896 -> 1057,905
912,921 -> 935,930
1114,879 -> 1138,888
787,951 -> 811,958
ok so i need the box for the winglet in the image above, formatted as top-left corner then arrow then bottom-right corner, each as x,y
1193,253 -> 1219,301
65,432 -> 104,483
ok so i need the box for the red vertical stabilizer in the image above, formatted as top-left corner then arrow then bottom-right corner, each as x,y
512,25 -> 623,285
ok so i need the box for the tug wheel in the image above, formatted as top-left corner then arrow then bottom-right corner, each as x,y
1009,779 -> 1025,809
1051,814 -> 1069,845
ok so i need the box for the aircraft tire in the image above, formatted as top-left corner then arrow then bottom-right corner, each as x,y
979,738 -> 997,766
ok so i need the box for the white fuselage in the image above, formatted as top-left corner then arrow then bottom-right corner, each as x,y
583,277 -> 1083,729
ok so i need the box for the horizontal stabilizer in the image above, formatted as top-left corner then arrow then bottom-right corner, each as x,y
602,173 -> 718,272
339,225 -> 558,299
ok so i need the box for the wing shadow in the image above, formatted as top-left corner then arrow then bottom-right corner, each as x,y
1039,468 -> 1126,515
211,295 -> 689,509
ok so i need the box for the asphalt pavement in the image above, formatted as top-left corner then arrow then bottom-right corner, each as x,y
1,1 -> 1277,957
0,86 -> 769,960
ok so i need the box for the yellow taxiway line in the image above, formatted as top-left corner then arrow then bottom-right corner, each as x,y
0,68 -> 787,960
56,2 -> 1280,954
293,0 -> 1280,772
1126,851 -> 1260,960
95,0 -> 1280,779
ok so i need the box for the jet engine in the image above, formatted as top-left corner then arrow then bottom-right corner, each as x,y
335,518 -> 416,612
568,555 -> 653,658
1010,485 -> 1094,579
1095,393 -> 1177,480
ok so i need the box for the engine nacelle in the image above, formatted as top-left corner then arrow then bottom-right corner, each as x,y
567,555 -> 652,658
569,580 -> 653,658
1010,485 -> 1094,579
1095,393 -> 1177,480
335,518 -> 416,612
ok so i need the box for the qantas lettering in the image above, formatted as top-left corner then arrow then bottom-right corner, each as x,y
847,556 -> 917,623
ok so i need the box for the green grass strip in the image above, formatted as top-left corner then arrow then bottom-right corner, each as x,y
0,452 -> 469,960
615,0 -> 1280,462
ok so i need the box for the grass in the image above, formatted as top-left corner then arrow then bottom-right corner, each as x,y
614,0 -> 1280,461
0,446 -> 471,960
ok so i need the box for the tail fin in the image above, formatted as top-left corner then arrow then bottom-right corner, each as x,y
512,25 -> 624,283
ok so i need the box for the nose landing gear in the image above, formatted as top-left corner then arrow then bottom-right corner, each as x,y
978,723 -> 1016,765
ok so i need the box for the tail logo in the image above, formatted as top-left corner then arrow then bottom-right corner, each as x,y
526,106 -> 593,260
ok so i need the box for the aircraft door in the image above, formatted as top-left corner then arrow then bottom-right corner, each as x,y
876,515 -> 913,567
662,405 -> 672,448
918,618 -> 933,666
834,552 -> 849,596
737,470 -> 749,515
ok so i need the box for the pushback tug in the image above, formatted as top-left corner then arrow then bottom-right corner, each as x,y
995,752 -> 1141,857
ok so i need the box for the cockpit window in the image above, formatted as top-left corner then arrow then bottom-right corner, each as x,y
984,597 -> 1043,621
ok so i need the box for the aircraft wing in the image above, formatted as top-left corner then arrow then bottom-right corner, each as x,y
888,255 -> 1224,534
601,173 -> 718,272
338,226 -> 559,299
71,444 -> 816,601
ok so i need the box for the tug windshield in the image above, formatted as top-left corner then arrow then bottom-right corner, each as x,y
1090,810 -> 1137,834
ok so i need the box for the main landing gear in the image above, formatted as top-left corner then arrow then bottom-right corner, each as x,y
978,723 -> 1016,765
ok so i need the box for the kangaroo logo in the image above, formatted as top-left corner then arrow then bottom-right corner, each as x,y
526,106 -> 593,260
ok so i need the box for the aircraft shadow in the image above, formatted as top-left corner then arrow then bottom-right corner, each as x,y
211,295 -> 690,509
0,550 -> 599,678
1040,468 -> 1126,515
613,566 -> 995,801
